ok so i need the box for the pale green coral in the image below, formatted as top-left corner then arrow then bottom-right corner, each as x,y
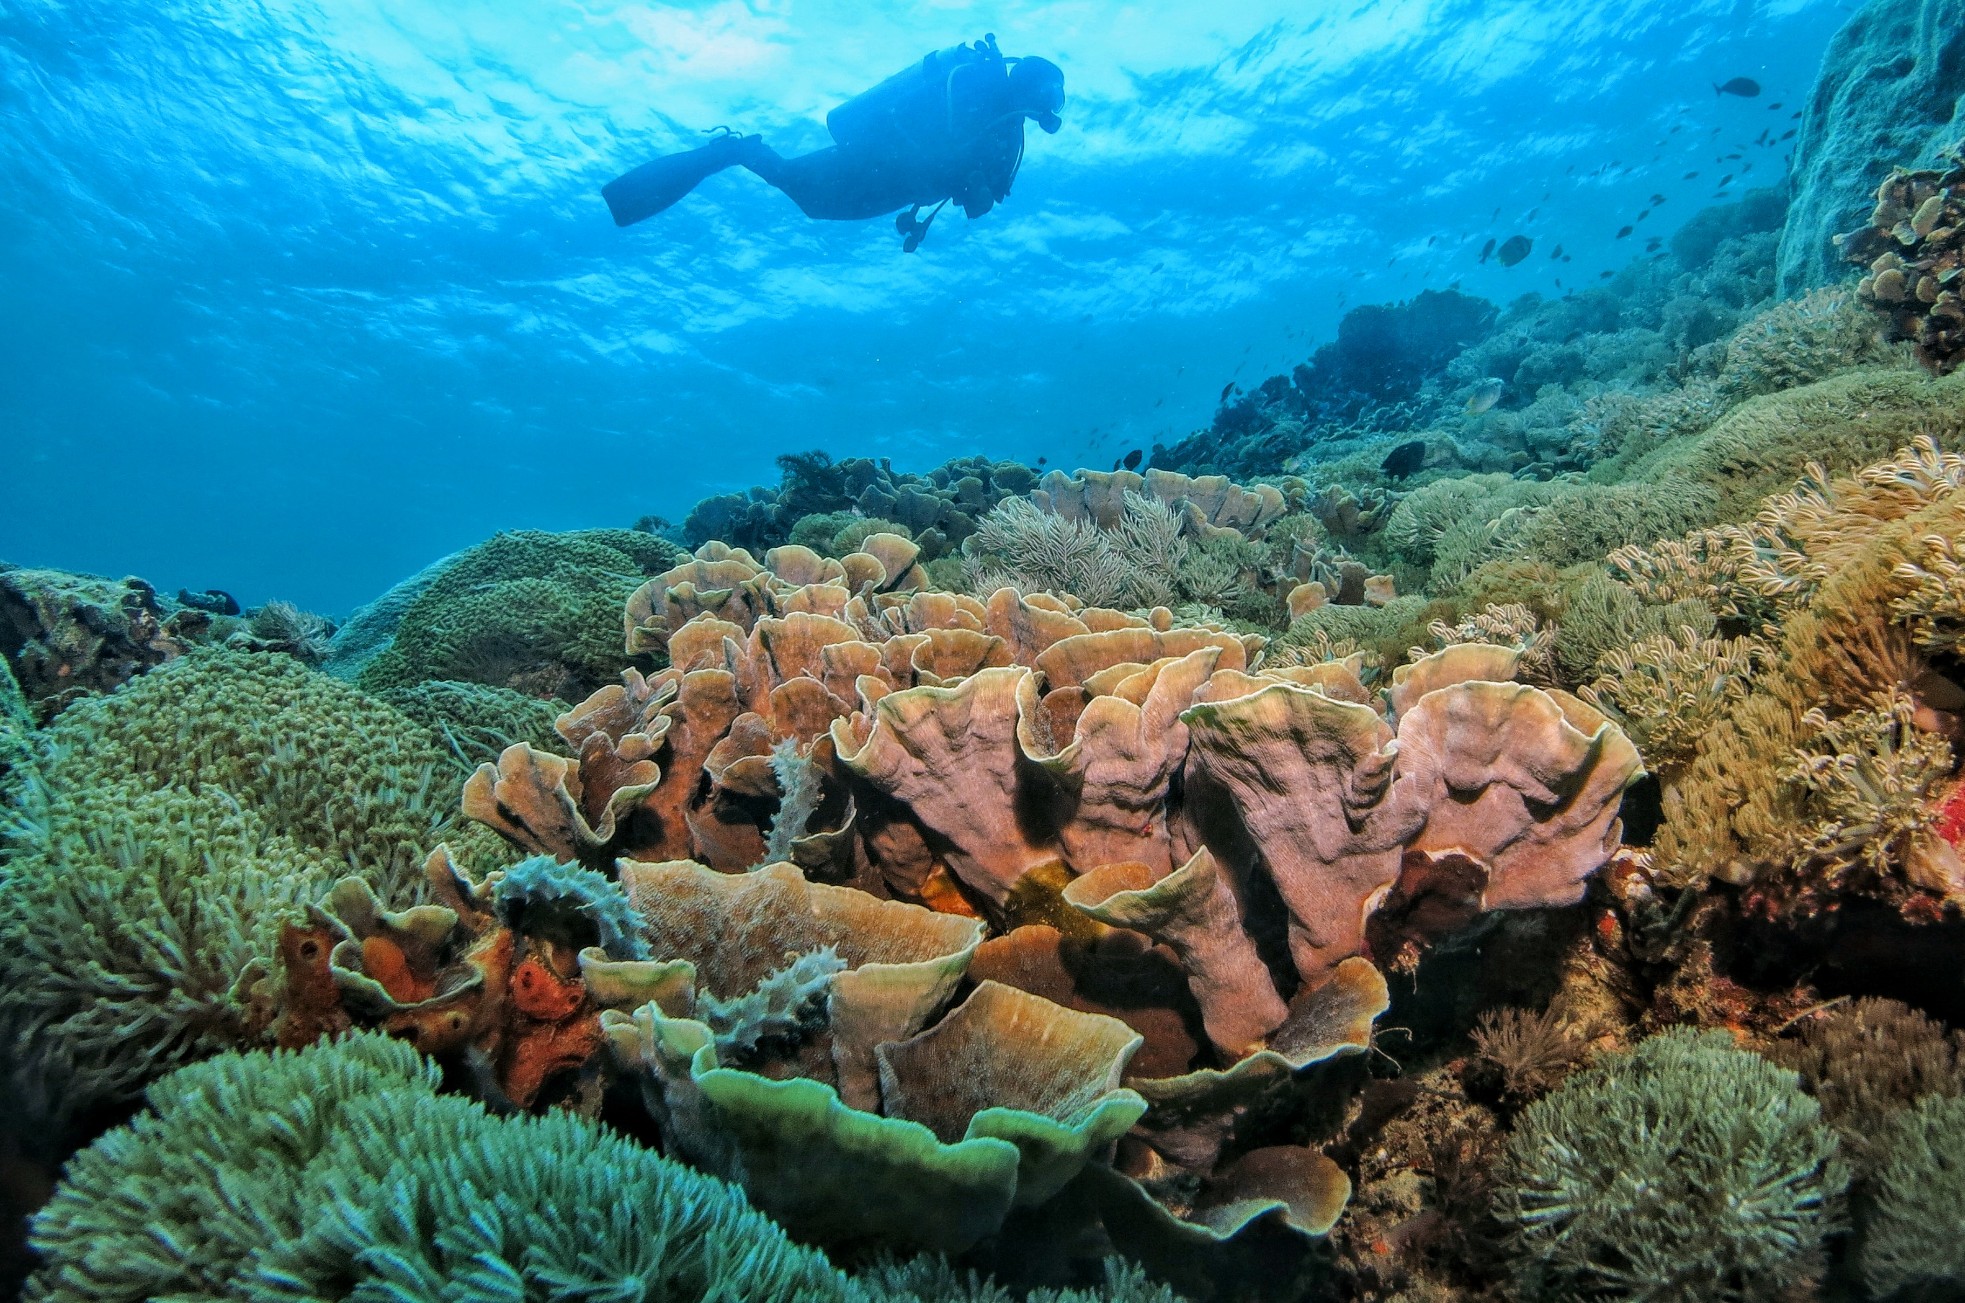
25,1032 -> 857,1303
381,679 -> 568,770
1496,1028 -> 1847,1303
0,650 -> 474,1116
1857,1092 -> 1965,1301
353,529 -> 682,697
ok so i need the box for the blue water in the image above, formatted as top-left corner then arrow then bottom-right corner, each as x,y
0,0 -> 1848,614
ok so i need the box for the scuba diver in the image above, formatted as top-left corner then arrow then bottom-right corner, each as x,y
601,34 -> 1064,252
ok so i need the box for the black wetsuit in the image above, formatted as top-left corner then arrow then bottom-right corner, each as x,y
737,42 -> 1028,221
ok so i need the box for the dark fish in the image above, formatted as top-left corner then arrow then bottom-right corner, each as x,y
1683,170 -> 1699,179
1768,101 -> 1783,110
1219,382 -> 1235,402
1426,234 -> 1438,246
1670,124 -> 1683,133
1495,234 -> 1533,267
1599,270 -> 1614,279
1122,449 -> 1143,471
1781,128 -> 1796,140
1562,254 -> 1572,262
1755,129 -> 1769,145
1645,237 -> 1663,251
1791,110 -> 1802,119
1713,77 -> 1760,98
1725,152 -> 1744,160
1615,225 -> 1633,239
1741,162 -> 1753,172
1478,237 -> 1496,263
178,588 -> 241,616
1526,207 -> 1539,221
1112,458 -> 1122,471
1718,173 -> 1733,186
1550,243 -> 1564,259
1380,440 -> 1429,479
1638,208 -> 1650,220
1650,193 -> 1666,205
1554,277 -> 1562,288
1037,456 -> 1047,465
1491,206 -> 1501,219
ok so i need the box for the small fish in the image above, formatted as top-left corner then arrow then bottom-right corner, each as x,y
1615,225 -> 1633,239
1526,207 -> 1539,221
1725,152 -> 1744,160
1562,254 -> 1573,262
1645,236 -> 1663,252
1714,77 -> 1761,98
1638,208 -> 1650,220
1036,456 -> 1047,465
1741,162 -> 1753,172
1718,173 -> 1733,186
1768,101 -> 1783,110
1781,128 -> 1796,140
1650,193 -> 1666,205
1426,234 -> 1438,246
1670,124 -> 1683,134
1122,449 -> 1143,471
1755,128 -> 1769,146
1491,206 -> 1501,219
1683,170 -> 1700,180
1791,110 -> 1803,119
1599,270 -> 1614,279
1478,237 -> 1496,263
1465,379 -> 1505,414
1219,381 -> 1235,402
1381,440 -> 1429,479
1550,243 -> 1564,260
1495,234 -> 1533,267
1554,277 -> 1562,288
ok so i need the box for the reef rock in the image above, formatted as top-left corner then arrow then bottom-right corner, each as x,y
1777,0 -> 1965,295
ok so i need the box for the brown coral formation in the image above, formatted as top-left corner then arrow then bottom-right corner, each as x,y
1845,152 -> 1965,375
431,536 -> 1643,1269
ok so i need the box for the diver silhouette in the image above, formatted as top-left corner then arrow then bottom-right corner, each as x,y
601,34 -> 1063,252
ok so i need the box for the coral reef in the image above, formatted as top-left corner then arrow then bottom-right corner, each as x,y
680,451 -> 1039,560
0,566 -> 190,722
340,529 -> 683,698
1858,1091 -> 1965,1300
1777,0 -> 1965,294
0,650 -> 485,1121
1844,151 -> 1965,374
1495,1028 -> 1847,1303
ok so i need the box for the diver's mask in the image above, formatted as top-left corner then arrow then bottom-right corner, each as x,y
1008,56 -> 1065,133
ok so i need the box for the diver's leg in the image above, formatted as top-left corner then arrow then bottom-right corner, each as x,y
734,141 -> 919,221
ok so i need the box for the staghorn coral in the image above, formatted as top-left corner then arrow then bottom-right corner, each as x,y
1495,1028 -> 1847,1303
1858,1092 -> 1965,1301
965,494 -> 1175,609
233,599 -> 335,665
351,529 -> 682,699
488,854 -> 649,960
1843,152 -> 1965,376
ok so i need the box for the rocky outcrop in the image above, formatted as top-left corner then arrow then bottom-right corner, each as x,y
1777,0 -> 1965,295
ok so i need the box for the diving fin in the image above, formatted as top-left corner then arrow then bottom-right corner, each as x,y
602,136 -> 749,227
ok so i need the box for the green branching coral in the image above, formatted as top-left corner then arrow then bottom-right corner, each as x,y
1495,1028 -> 1848,1303
760,736 -> 825,868
0,650 -> 476,1116
789,511 -> 914,558
382,679 -> 568,771
352,529 -> 682,698
1858,1092 -> 1965,1301
490,855 -> 650,960
25,1032 -> 855,1303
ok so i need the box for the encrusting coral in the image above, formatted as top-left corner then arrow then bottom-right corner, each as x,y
1843,148 -> 1965,376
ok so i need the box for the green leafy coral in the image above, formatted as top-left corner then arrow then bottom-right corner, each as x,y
1858,1092 -> 1965,1301
381,678 -> 568,770
1495,1028 -> 1847,1303
352,529 -> 682,698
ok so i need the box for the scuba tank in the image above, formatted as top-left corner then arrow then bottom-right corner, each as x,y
826,34 -> 1003,151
